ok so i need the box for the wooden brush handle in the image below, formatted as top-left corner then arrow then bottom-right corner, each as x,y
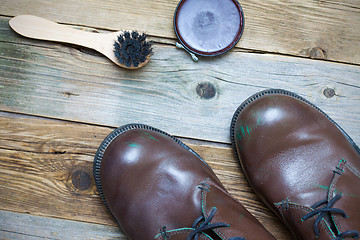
9,15 -> 106,50
9,15 -> 148,69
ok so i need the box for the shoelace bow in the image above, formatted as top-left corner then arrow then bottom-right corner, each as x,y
301,194 -> 359,239
187,207 -> 245,240
160,207 -> 245,240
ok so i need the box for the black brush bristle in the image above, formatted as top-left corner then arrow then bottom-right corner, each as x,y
113,31 -> 153,68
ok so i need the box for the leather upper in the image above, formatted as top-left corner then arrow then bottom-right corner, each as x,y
95,125 -> 275,240
231,90 -> 360,240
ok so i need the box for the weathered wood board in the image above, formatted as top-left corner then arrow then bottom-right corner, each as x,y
0,113 -> 291,239
1,0 -> 359,64
0,210 -> 125,240
0,0 -> 359,238
1,17 -> 359,145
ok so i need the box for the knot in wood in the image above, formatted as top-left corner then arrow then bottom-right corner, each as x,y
196,82 -> 216,99
323,87 -> 336,98
71,169 -> 92,191
310,47 -> 326,59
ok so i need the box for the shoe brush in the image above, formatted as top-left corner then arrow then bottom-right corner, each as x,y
9,15 -> 153,69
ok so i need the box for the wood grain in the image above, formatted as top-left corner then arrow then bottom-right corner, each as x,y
1,0 -> 359,64
0,0 -> 359,239
1,16 -> 359,145
0,114 -> 291,239
0,210 -> 125,240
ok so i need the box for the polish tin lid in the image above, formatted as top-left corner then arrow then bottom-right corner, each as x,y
174,0 -> 244,57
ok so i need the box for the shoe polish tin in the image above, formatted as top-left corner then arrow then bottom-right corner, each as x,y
174,0 -> 244,59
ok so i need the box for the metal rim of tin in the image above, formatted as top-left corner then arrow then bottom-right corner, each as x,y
174,0 -> 245,57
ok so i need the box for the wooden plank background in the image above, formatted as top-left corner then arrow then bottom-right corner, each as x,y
1,0 -> 359,64
0,210 -> 125,240
0,0 -> 359,239
1,17 -> 359,144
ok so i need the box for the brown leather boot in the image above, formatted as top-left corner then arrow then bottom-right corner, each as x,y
94,124 -> 275,240
231,89 -> 360,240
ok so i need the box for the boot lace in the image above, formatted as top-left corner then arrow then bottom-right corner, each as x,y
301,194 -> 359,239
187,207 -> 245,240
160,207 -> 246,240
